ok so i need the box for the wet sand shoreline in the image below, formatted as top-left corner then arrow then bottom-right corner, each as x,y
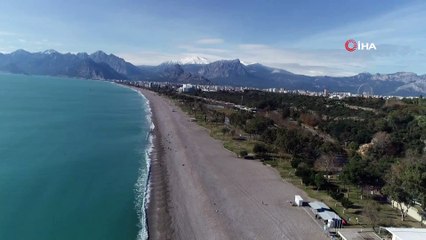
146,112 -> 173,239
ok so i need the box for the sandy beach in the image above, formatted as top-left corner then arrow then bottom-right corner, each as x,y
142,88 -> 327,240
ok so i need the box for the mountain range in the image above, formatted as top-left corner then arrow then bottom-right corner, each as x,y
0,49 -> 425,96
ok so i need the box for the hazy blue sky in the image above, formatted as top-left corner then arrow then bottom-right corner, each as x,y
0,0 -> 425,76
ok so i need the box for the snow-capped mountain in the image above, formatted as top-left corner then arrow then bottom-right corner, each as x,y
1,49 -> 425,96
175,56 -> 256,66
369,72 -> 424,84
177,56 -> 210,65
240,60 -> 257,66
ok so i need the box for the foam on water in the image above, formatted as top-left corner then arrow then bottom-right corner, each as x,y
114,83 -> 154,239
129,87 -> 154,240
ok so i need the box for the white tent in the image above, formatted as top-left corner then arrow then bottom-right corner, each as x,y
318,211 -> 343,228
385,228 -> 426,240
309,201 -> 343,228
308,201 -> 330,213
294,195 -> 304,207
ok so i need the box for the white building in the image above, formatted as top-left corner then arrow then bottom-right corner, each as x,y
178,84 -> 196,93
384,228 -> 426,240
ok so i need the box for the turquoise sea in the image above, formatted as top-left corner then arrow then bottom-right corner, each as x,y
0,73 -> 151,240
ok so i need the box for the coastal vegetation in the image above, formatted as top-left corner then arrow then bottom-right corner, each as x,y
142,85 -> 426,228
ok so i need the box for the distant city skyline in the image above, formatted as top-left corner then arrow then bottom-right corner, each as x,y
0,0 -> 425,76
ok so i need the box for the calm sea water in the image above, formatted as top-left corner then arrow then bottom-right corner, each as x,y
0,73 -> 151,240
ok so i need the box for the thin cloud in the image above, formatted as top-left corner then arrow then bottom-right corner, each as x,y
119,3 -> 426,77
297,3 -> 426,50
238,44 -> 270,50
178,44 -> 229,54
234,43 -> 370,76
0,31 -> 16,36
195,38 -> 224,45
232,4 -> 426,76
274,63 -> 358,77
119,43 -> 371,76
